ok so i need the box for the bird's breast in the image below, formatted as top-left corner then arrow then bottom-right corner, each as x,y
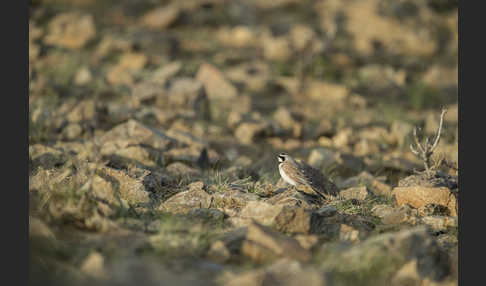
279,163 -> 298,186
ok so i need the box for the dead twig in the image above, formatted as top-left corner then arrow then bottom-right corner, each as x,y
410,108 -> 447,176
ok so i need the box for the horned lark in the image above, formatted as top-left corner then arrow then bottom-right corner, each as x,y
277,152 -> 339,199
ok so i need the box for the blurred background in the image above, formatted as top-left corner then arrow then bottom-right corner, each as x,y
29,0 -> 458,285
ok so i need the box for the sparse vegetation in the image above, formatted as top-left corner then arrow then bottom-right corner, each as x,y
410,108 -> 448,176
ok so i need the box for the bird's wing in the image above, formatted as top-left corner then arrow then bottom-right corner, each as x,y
297,161 -> 339,198
280,160 -> 309,186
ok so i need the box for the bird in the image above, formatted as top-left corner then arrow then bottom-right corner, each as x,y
277,152 -> 339,200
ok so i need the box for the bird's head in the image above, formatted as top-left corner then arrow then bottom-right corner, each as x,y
277,153 -> 289,163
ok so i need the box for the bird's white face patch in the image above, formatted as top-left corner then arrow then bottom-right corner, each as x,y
278,164 -> 297,186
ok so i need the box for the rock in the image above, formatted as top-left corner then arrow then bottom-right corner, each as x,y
29,169 -> 72,194
29,217 -> 55,239
106,52 -> 147,85
225,62 -> 269,93
390,120 -> 413,147
81,252 -> 108,279
380,155 -> 422,172
318,136 -> 333,147
29,144 -> 67,170
317,0 -> 436,57
391,259 -> 422,286
332,127 -> 353,149
353,139 -> 380,156
315,205 -> 338,217
231,201 -> 284,227
241,221 -> 311,262
423,65 -> 458,89
207,240 -> 231,263
97,120 -> 172,167
314,119 -> 334,138
306,81 -> 349,102
295,234 -> 319,250
394,186 -> 457,217
63,123 -> 83,139
234,121 -> 269,144
358,65 -> 406,91
382,206 -> 418,226
196,63 -> 237,100
29,42 -> 40,62
336,153 -> 364,175
272,107 -> 301,137
118,52 -> 148,71
164,146 -> 219,166
106,65 -> 134,86
312,211 -> 374,240
381,204 -> 419,225
66,100 -> 96,123
234,199 -> 370,239
140,4 -> 181,30
398,173 -> 458,190
166,162 -> 199,176
338,171 -> 393,197
262,35 -> 292,61
273,107 -> 296,130
328,227 -> 450,284
436,234 -> 458,252
44,12 -> 96,49
224,258 -> 325,286
268,138 -> 302,150
186,208 -> 225,222
425,112 -> 441,135
417,203 -> 451,217
149,61 -> 182,85
100,119 -> 175,151
265,187 -> 320,210
273,206 -> 314,234
358,128 -> 389,144
74,67 -> 93,85
159,183 -> 212,214
339,186 -> 370,201
217,26 -> 258,48
339,224 -> 362,242
371,204 -> 395,219
421,216 -> 457,232
289,24 -> 316,51
157,77 -> 211,120
211,189 -> 259,215
444,104 -> 458,124
94,166 -> 152,205
29,22 -> 42,61
217,227 -> 248,255
274,76 -> 300,95
132,82 -> 163,102
228,95 -> 253,115
109,256 -> 210,286
107,145 -> 160,167
94,35 -> 132,61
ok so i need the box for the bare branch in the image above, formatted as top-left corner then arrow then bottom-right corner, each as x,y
413,127 -> 425,154
430,108 -> 447,151
410,143 -> 419,155
409,108 -> 448,175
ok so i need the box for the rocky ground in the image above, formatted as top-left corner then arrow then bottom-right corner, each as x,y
29,0 -> 458,285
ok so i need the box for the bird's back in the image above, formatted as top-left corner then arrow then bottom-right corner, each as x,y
296,160 -> 339,199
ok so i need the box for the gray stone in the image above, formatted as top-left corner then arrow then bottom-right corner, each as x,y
241,221 -> 311,262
